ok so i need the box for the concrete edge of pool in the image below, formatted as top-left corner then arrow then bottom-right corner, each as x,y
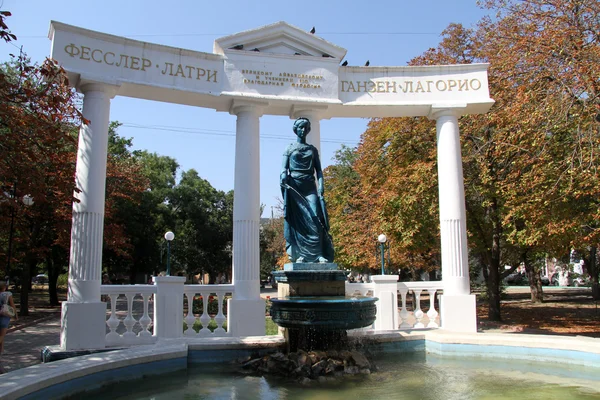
1,331 -> 598,400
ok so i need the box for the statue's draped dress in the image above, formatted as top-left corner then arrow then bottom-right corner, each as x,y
283,143 -> 334,263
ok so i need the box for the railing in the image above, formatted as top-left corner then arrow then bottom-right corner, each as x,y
183,284 -> 234,338
101,284 -> 157,346
345,282 -> 374,298
100,278 -> 440,348
398,282 -> 443,329
345,280 -> 443,331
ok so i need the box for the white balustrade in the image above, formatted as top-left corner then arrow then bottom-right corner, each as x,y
101,285 -> 157,346
99,278 -> 439,350
397,282 -> 443,329
183,284 -> 234,337
346,280 -> 442,331
345,282 -> 374,298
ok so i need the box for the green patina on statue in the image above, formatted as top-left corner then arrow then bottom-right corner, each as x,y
280,118 -> 334,263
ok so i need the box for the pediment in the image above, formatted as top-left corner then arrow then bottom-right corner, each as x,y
214,21 -> 347,60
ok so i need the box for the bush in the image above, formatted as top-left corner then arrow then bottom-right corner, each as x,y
57,273 -> 68,288
191,296 -> 229,315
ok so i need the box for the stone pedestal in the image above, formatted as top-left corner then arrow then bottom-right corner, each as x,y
440,294 -> 477,332
274,263 -> 345,296
371,275 -> 399,331
153,276 -> 185,339
60,302 -> 107,350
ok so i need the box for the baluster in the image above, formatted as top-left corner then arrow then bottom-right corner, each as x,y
199,291 -> 211,336
426,289 -> 439,328
398,288 -> 411,328
413,289 -> 424,328
139,293 -> 152,338
123,292 -> 136,341
214,292 -> 227,334
184,292 -> 197,336
106,293 -> 120,343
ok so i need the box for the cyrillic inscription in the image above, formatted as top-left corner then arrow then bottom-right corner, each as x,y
64,43 -> 218,83
241,69 -> 323,89
340,79 -> 482,93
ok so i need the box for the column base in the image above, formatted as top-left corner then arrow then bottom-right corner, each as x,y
440,294 -> 477,333
61,302 -> 107,350
227,298 -> 266,337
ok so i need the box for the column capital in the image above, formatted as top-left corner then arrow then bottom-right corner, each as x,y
427,104 -> 467,120
229,99 -> 269,116
289,104 -> 329,120
78,81 -> 120,99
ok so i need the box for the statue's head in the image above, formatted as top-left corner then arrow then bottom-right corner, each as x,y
293,118 -> 311,138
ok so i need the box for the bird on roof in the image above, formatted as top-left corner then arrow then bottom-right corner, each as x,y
309,27 -> 316,34
365,60 -> 370,66
341,60 -> 348,66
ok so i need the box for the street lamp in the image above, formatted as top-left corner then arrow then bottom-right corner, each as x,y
377,234 -> 388,275
22,194 -> 34,207
164,231 -> 174,276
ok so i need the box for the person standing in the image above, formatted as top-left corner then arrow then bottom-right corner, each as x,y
0,281 -> 17,374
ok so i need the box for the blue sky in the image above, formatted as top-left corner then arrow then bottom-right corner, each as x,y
1,0 -> 489,217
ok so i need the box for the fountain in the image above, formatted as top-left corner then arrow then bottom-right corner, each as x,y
270,263 -> 377,352
269,117 -> 378,354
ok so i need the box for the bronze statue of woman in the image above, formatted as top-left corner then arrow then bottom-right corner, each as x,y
280,118 -> 334,263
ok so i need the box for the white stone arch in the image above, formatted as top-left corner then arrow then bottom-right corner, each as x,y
49,21 -> 493,349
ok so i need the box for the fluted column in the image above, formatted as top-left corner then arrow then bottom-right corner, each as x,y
430,106 -> 476,332
227,100 -> 266,336
433,108 -> 470,295
68,83 -> 117,302
62,82 -> 118,350
232,103 -> 262,299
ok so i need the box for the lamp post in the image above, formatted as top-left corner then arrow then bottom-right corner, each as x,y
164,231 -> 174,276
377,234 -> 388,275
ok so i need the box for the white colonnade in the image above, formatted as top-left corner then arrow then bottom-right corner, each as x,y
51,20 -> 493,349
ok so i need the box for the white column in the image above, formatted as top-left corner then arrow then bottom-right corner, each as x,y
431,107 -> 477,333
227,101 -> 266,337
61,82 -> 117,350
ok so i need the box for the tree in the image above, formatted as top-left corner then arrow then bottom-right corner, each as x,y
0,12 -> 83,314
170,170 -> 233,282
474,0 -> 600,302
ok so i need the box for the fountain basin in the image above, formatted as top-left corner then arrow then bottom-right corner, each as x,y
270,296 -> 377,330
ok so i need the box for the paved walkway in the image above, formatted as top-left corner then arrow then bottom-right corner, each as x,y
2,314 -> 61,373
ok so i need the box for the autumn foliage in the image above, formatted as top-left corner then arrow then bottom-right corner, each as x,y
325,0 -> 600,321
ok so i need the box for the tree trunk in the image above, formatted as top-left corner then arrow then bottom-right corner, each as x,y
487,214 -> 502,321
522,249 -> 543,303
19,258 -> 34,317
590,245 -> 599,300
47,248 -> 60,306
